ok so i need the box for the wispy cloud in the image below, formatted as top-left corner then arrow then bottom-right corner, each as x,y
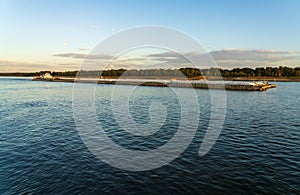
0,60 -> 50,72
139,51 -> 214,68
146,52 -> 179,58
52,53 -> 113,60
210,49 -> 295,62
4,49 -> 298,72
0,60 -> 79,72
141,49 -> 300,68
71,49 -> 300,69
210,49 -> 299,68
77,48 -> 90,51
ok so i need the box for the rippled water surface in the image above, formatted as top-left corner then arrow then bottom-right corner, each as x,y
0,77 -> 299,194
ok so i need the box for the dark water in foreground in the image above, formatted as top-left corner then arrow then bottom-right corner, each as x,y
0,77 -> 299,194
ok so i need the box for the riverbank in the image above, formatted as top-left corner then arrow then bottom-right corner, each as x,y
2,74 -> 299,81
13,75 -> 298,82
220,76 -> 300,82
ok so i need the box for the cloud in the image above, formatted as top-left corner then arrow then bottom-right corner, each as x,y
142,51 -> 215,68
77,48 -> 90,51
210,49 -> 296,62
141,49 -> 300,68
2,48 -> 300,72
0,59 -> 86,72
146,52 -> 179,58
58,62 -> 81,66
51,49 -> 300,70
52,53 -> 113,60
209,49 -> 299,68
78,49 -> 299,69
0,60 -> 63,72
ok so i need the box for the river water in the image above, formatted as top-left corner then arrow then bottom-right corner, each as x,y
0,77 -> 299,193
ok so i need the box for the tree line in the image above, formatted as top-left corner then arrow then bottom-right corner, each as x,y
1,66 -> 300,78
219,66 -> 300,77
54,66 -> 300,78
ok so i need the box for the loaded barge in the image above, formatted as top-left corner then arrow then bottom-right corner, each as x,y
33,74 -> 276,91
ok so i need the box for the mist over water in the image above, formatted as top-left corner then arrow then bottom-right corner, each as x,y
0,77 -> 299,193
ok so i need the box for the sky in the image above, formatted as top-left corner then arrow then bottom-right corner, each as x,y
1,0 -> 300,72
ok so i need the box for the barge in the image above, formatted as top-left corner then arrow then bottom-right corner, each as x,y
33,76 -> 276,91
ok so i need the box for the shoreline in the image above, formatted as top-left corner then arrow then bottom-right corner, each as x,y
2,75 -> 299,82
220,77 -> 300,82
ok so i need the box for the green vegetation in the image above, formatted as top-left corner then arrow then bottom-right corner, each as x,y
54,66 -> 300,78
218,66 -> 300,77
1,66 -> 300,78
0,72 -> 38,77
60,68 -> 203,78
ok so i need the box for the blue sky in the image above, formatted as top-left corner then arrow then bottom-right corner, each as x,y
1,0 -> 300,72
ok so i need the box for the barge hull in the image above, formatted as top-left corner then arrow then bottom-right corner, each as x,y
32,78 -> 276,91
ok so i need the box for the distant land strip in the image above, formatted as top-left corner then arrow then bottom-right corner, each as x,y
1,66 -> 300,81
